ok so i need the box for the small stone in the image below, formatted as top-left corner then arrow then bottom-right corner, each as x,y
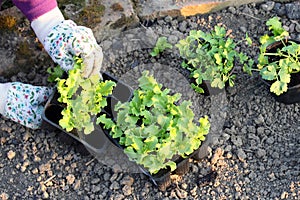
256,149 -> 266,158
286,3 -> 300,19
112,164 -> 122,173
283,25 -> 289,32
122,185 -> 132,196
268,172 -> 276,181
164,16 -> 172,23
211,148 -> 224,165
248,126 -> 256,133
92,185 -> 101,193
66,174 -> 75,185
254,114 -> 264,125
120,175 -> 134,186
266,137 -> 275,144
228,6 -> 236,14
168,35 -> 178,45
73,180 -> 81,190
32,168 -> 39,174
179,21 -> 187,32
237,149 -> 247,162
43,191 -> 49,199
110,181 -> 120,190
91,178 -> 100,185
181,183 -> 188,190
295,24 -> 300,33
248,171 -> 257,180
231,136 -> 243,147
7,150 -> 16,160
261,1 -> 275,11
0,192 -> 9,200
240,26 -> 247,33
281,191 -> 289,199
257,127 -> 265,135
274,3 -> 286,16
176,188 -> 188,199
271,152 -> 280,159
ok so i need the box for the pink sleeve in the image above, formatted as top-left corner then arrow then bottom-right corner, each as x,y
12,0 -> 58,21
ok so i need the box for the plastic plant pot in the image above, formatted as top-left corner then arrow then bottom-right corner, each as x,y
42,72 -> 133,155
43,72 -> 210,191
263,39 -> 300,104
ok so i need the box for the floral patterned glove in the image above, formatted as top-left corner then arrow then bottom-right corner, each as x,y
31,7 -> 103,77
0,83 -> 53,129
43,20 -> 103,77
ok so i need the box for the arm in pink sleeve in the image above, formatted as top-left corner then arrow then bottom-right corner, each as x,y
12,0 -> 57,21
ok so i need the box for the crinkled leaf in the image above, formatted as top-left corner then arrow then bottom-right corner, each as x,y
260,64 -> 277,81
270,80 -> 288,96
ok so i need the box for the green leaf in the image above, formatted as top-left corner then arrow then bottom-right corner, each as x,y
144,136 -> 158,151
245,33 -> 253,46
214,53 -> 222,65
100,71 -> 211,175
96,114 -> 114,129
47,66 -> 64,83
150,37 -> 172,57
55,57 -> 115,135
278,68 -> 290,83
266,17 -> 284,36
211,77 -> 225,89
270,80 -> 288,96
260,64 -> 277,81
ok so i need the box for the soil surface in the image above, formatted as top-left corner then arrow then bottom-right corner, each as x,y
0,1 -> 300,199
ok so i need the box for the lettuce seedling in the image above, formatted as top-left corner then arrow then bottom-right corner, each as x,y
98,71 -> 210,174
55,57 -> 116,134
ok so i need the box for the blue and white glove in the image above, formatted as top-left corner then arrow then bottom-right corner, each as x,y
31,7 -> 103,77
0,83 -> 53,129
0,8 -> 103,129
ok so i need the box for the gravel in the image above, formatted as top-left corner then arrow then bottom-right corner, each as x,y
0,1 -> 300,199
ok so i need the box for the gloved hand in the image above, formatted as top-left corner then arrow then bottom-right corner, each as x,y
0,83 -> 53,129
31,8 -> 103,78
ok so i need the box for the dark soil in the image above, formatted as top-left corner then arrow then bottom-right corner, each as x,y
0,1 -> 299,199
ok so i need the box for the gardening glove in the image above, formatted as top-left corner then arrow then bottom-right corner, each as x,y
0,82 -> 53,130
31,7 -> 103,78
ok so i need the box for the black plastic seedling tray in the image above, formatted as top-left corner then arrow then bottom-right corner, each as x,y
42,72 -> 133,154
42,72 -> 210,190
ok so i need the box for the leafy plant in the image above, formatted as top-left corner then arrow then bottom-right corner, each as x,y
257,17 -> 300,96
47,65 -> 64,83
150,36 -> 172,57
176,25 -> 253,93
98,71 -> 210,174
55,57 -> 116,134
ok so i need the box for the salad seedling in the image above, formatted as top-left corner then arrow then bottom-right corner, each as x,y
47,65 -> 64,83
150,36 -> 172,57
257,17 -> 300,96
98,71 -> 210,174
176,25 -> 253,93
54,57 -> 116,134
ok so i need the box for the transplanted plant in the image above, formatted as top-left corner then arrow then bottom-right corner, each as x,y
257,17 -> 300,96
54,57 -> 116,134
150,36 -> 172,57
176,25 -> 253,93
98,71 -> 210,175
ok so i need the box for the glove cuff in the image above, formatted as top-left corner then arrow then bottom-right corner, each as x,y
0,83 -> 11,115
31,6 -> 65,44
